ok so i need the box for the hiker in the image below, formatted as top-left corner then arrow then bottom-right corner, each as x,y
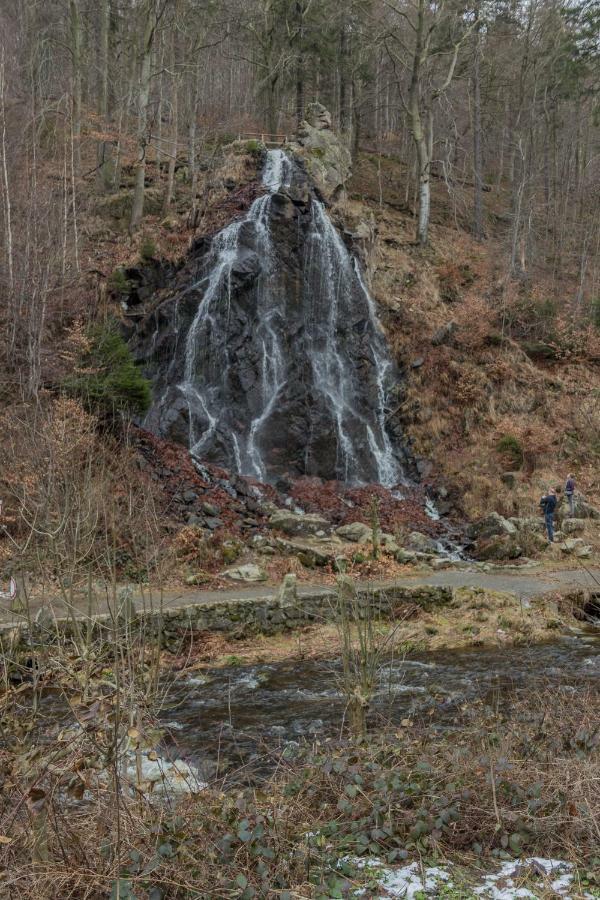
540,488 -> 557,543
565,473 -> 576,517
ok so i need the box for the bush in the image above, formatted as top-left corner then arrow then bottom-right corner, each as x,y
496,434 -> 524,468
63,320 -> 151,418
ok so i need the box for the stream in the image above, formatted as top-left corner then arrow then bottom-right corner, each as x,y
159,631 -> 600,784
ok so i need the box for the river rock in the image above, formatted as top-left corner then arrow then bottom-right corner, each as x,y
124,751 -> 206,796
222,564 -> 268,582
335,521 -> 373,543
467,512 -> 517,541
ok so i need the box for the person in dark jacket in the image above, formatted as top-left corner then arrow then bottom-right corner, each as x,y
565,474 -> 576,517
540,488 -> 557,542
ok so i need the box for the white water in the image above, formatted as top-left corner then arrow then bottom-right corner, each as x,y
153,149 -> 402,486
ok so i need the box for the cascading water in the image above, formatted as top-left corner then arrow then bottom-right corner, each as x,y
140,149 -> 406,486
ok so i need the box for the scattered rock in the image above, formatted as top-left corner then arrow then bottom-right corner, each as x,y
395,549 -> 418,564
467,512 -> 517,541
183,490 -> 198,503
573,498 -> 600,519
205,517 -> 224,530
407,531 -> 437,553
560,538 -> 585,554
222,564 -> 268,583
278,573 -> 298,604
201,501 -> 220,517
475,535 -> 523,561
269,510 -> 331,537
500,471 -> 519,489
335,521 -> 373,543
562,518 -> 586,534
185,572 -> 211,586
186,513 -> 204,527
411,357 -> 424,369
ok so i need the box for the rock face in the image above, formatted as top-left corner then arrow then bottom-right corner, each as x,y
287,102 -> 352,202
131,148 -> 408,486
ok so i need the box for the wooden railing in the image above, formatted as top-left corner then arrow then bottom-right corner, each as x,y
237,131 -> 288,146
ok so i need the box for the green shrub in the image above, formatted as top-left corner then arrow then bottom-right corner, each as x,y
63,320 -> 151,418
139,234 -> 157,262
245,139 -> 263,154
109,267 -> 132,295
496,434 -> 524,468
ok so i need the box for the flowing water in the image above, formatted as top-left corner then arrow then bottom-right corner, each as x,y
159,633 -> 600,784
144,149 -> 403,486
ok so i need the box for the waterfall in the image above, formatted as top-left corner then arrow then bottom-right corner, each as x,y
144,149 -> 403,486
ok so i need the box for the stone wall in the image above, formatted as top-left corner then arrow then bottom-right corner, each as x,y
0,584 -> 452,652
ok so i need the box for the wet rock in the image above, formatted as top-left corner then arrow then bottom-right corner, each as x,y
222,564 -> 268,583
269,510 -> 331,536
467,512 -> 517,541
335,521 -> 373,543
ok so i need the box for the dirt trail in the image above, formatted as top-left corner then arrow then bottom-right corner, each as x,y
2,566 -> 598,627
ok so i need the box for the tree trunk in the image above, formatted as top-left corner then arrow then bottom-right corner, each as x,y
69,0 -> 82,174
99,0 -> 111,118
295,1 -> 305,127
164,33 -> 179,212
189,57 -> 201,213
408,0 -> 430,247
130,4 -> 157,233
472,12 -> 484,240
339,16 -> 350,137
